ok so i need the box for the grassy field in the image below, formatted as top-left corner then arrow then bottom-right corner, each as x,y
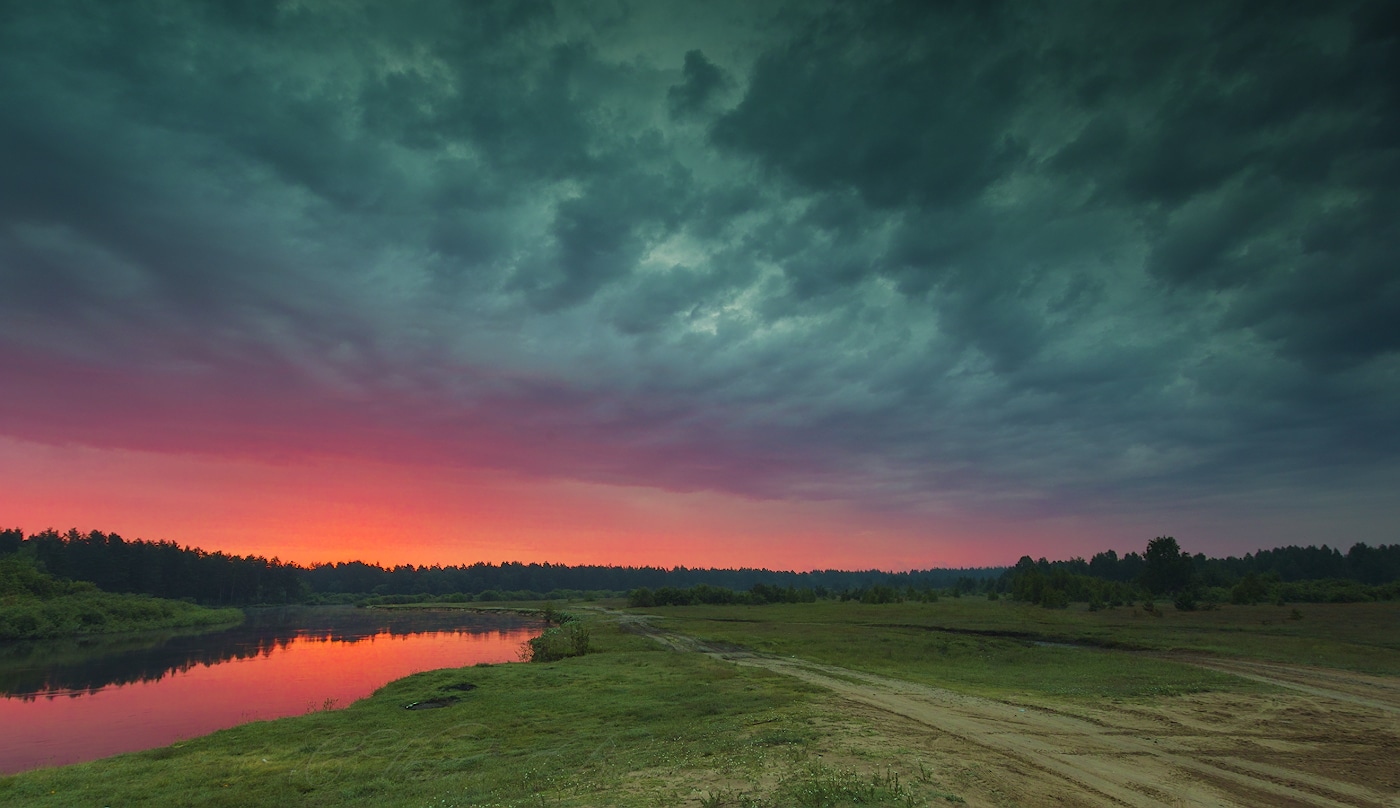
4,598 -> 1397,806
638,598 -> 1400,699
0,615 -> 963,807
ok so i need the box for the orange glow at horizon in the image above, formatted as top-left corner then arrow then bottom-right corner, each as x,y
0,436 -> 1048,571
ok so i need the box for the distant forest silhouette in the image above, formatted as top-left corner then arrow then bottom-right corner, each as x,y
2,527 -> 1398,608
1002,536 -> 1400,610
1,527 -> 999,605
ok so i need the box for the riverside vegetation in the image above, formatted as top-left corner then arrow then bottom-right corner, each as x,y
0,610 -> 946,807
5,593 -> 1399,806
0,555 -> 241,641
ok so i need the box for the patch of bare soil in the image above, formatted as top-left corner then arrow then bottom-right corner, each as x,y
628,617 -> 1400,807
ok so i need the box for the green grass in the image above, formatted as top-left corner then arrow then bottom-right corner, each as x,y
8,597 -> 1396,806
637,598 -> 1400,702
700,763 -> 957,808
0,591 -> 243,640
0,616 -> 956,807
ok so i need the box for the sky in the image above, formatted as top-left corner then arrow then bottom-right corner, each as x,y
1,0 -> 1397,570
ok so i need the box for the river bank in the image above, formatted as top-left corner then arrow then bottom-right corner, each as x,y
4,600 -> 1397,806
0,612 -> 856,807
0,606 -> 543,775
0,557 -> 243,641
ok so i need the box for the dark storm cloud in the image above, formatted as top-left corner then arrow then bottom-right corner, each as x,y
668,50 -> 731,119
1,0 -> 1397,534
711,3 -> 1028,210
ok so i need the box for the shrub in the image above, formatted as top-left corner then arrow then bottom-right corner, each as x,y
860,585 -> 902,604
1231,573 -> 1268,605
1038,588 -> 1069,609
523,614 -> 591,662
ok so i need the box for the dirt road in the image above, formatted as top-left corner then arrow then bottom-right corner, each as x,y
624,616 -> 1400,808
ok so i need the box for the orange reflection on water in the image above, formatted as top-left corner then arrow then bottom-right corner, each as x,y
0,627 -> 537,774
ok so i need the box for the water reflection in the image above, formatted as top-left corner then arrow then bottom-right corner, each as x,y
0,606 -> 538,699
0,607 -> 542,773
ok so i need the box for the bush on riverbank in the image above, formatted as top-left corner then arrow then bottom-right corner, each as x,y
522,611 -> 591,662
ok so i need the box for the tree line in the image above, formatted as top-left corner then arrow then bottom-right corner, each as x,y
2,528 -> 301,606
1,527 -> 1000,606
5,527 -> 1397,610
0,553 -> 242,640
304,559 -> 1001,602
629,576 -> 994,607
1001,536 -> 1400,610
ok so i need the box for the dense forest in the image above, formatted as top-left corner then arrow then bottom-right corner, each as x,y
1,528 -> 301,606
3,527 -> 1398,610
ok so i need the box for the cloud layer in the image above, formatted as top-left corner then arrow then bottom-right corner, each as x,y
2,1 -> 1397,559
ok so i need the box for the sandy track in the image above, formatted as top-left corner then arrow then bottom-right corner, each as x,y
623,617 -> 1400,807
1165,654 -> 1400,715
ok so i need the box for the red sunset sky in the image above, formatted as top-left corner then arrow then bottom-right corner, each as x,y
2,2 -> 1397,570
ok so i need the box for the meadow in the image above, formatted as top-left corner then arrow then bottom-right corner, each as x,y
0,615 -> 945,807
2,597 -> 1397,806
639,596 -> 1400,700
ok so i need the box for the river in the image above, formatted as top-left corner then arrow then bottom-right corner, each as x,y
0,606 -> 543,774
